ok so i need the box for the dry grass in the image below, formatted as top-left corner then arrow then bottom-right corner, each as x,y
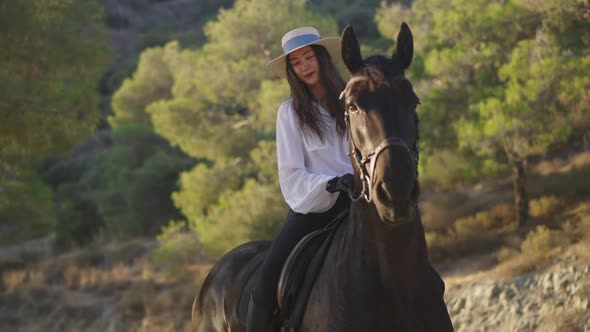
533,150 -> 590,175
496,246 -> 519,263
520,225 -> 570,256
2,270 -> 26,292
530,195 -> 567,218
0,238 -> 206,332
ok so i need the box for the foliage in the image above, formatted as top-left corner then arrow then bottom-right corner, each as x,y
44,126 -> 195,246
0,173 -> 55,243
0,0 -> 111,179
149,97 -> 258,162
456,37 -> 571,161
375,0 -> 589,225
453,207 -> 513,238
425,203 -> 516,261
248,79 -> 291,136
420,190 -> 472,231
144,0 -> 338,254
496,246 -> 519,263
153,221 -> 202,276
192,179 -> 287,255
172,160 -> 247,222
529,195 -> 566,218
89,126 -> 196,239
173,140 -> 282,255
520,225 -> 568,256
109,43 -> 178,128
420,149 -> 507,189
54,182 -> 104,248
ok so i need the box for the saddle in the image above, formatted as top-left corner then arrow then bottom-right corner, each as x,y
236,210 -> 348,331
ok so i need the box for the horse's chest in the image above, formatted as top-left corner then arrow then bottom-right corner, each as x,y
301,281 -> 411,331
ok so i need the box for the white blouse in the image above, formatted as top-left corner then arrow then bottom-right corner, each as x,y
276,100 -> 354,214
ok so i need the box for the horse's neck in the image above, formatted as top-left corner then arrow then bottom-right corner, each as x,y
302,203 -> 427,331
337,202 -> 426,288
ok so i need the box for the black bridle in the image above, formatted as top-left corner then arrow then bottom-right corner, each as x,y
340,75 -> 418,203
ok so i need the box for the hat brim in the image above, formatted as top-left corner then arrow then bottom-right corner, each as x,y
265,37 -> 341,78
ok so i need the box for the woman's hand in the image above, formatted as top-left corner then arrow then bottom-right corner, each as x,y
325,173 -> 354,193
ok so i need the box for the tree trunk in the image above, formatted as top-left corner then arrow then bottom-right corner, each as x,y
511,158 -> 529,227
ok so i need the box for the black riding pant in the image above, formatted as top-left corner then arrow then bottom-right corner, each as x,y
252,193 -> 350,310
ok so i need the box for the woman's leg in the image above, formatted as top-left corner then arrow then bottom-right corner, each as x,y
247,194 -> 349,331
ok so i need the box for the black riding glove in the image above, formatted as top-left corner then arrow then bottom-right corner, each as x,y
326,173 -> 354,193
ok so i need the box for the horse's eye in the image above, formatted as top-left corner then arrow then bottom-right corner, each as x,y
347,103 -> 358,112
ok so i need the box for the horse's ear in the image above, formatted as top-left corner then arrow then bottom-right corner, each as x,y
341,25 -> 364,73
392,22 -> 413,70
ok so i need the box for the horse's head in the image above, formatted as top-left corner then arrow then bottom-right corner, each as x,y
340,23 -> 420,226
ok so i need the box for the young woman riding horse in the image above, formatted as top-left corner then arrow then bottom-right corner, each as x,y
193,23 -> 454,332
247,26 -> 355,332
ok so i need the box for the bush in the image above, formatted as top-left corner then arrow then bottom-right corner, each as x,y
48,126 -> 195,246
0,173 -> 56,243
579,215 -> 590,238
520,225 -> 569,256
529,195 -> 567,218
193,180 -> 287,256
54,185 -> 104,247
496,246 -> 519,262
420,191 -> 472,231
425,231 -> 453,261
153,221 -> 203,277
454,203 -> 516,234
424,203 -> 515,262
419,149 -> 507,190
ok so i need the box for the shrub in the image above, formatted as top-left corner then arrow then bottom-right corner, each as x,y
496,246 -> 519,263
153,221 -> 203,277
520,225 -> 569,256
420,191 -> 472,231
0,173 -> 56,243
530,195 -> 567,218
579,215 -> 590,238
120,282 -> 158,318
54,185 -> 103,248
425,231 -> 454,261
193,180 -> 287,256
419,149 -> 507,190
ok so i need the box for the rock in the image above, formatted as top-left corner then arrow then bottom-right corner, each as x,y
446,255 -> 590,332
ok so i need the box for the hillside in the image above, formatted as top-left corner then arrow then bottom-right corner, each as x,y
1,148 -> 589,331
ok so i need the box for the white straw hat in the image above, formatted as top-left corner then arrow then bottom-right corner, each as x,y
265,27 -> 341,78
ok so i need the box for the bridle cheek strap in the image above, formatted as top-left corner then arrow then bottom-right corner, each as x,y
365,137 -> 417,186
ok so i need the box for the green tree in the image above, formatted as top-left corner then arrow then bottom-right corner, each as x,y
43,126 -> 195,245
89,126 -> 196,238
0,0 -> 110,179
248,79 -> 291,136
172,161 -> 248,222
140,0 -> 339,254
192,179 -> 287,255
109,42 -> 179,128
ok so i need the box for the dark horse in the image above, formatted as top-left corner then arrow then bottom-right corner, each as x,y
193,23 -> 454,332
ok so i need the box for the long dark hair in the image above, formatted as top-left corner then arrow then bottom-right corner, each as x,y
286,45 -> 347,142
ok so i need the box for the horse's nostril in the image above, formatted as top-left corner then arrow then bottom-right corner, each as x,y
377,182 -> 393,205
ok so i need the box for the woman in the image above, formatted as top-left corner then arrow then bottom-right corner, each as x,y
246,27 -> 354,331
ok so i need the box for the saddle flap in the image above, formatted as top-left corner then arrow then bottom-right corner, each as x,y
277,227 -> 327,309
277,210 -> 348,330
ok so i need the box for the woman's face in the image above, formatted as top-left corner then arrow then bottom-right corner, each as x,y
288,46 -> 320,87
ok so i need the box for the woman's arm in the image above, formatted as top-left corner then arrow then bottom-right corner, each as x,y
276,101 -> 339,214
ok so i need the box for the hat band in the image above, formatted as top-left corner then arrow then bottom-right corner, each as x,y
282,34 -> 320,54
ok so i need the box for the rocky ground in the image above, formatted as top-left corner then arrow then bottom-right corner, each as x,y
445,250 -> 590,332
